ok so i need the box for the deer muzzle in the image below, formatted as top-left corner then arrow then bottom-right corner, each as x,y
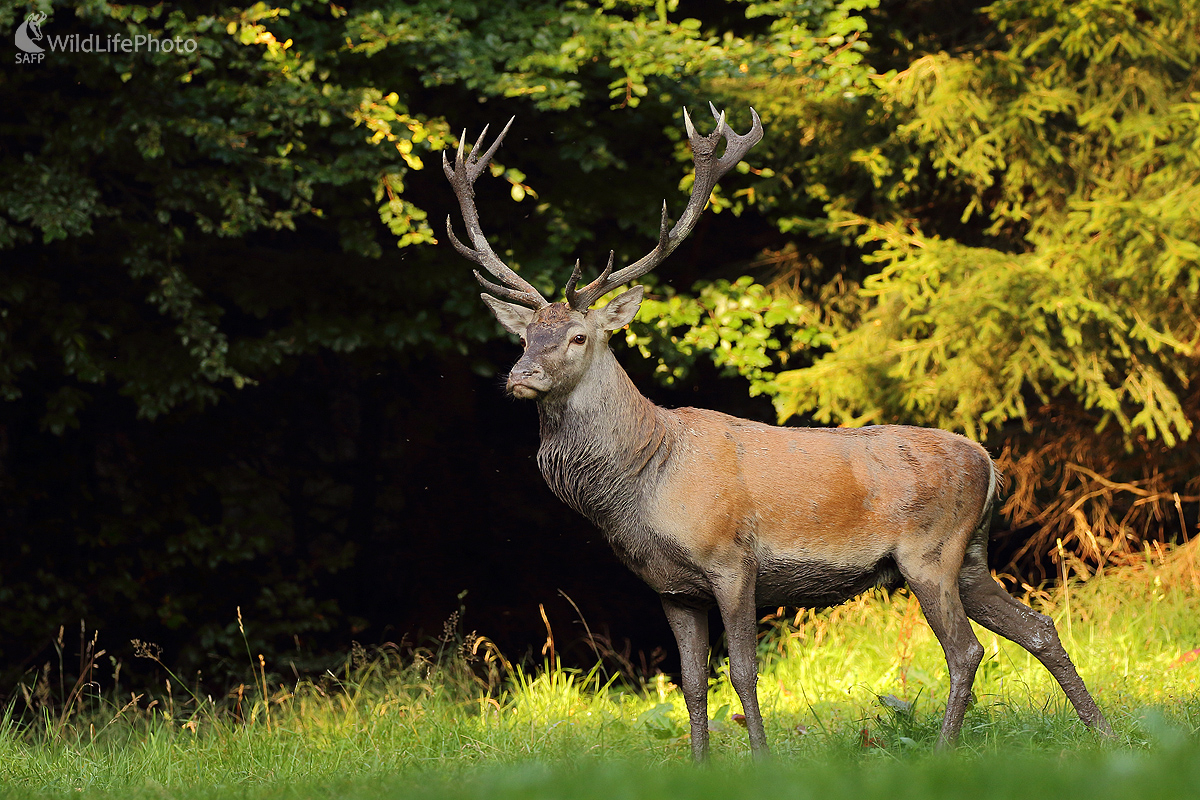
506,364 -> 550,399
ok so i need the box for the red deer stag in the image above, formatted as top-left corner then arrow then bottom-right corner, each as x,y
444,106 -> 1112,759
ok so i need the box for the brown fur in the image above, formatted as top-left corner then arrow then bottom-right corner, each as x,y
654,413 -> 991,569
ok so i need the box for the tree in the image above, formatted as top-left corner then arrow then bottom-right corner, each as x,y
716,0 -> 1200,574
4,0 -> 1193,699
0,0 -> 873,690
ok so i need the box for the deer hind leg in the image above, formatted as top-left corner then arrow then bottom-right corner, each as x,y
898,548 -> 984,746
712,569 -> 770,758
661,596 -> 711,762
957,542 -> 1113,735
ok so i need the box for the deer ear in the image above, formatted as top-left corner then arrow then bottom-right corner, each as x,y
595,285 -> 644,331
480,294 -> 536,338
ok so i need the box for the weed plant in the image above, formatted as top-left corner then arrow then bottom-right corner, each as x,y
1,541 -> 1198,798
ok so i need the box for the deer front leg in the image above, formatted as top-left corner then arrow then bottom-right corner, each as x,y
713,571 -> 770,758
661,596 -> 711,761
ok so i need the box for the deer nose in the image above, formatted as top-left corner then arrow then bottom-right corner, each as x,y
507,364 -> 548,399
511,365 -> 541,379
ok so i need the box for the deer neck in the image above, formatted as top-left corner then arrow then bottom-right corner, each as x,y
535,346 -> 674,528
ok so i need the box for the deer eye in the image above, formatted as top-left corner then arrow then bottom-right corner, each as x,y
519,337 -> 527,347
571,333 -> 587,345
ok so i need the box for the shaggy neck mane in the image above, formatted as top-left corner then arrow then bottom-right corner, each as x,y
535,346 -> 675,530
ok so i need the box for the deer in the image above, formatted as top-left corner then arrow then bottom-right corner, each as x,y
443,105 -> 1113,760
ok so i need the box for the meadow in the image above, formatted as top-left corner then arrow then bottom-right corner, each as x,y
2,541 -> 1197,799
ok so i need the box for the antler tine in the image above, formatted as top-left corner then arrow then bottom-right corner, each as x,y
564,259 -> 583,296
710,103 -> 762,173
472,269 -> 546,307
565,105 -> 763,311
564,251 -> 614,309
443,117 -> 549,309
707,102 -> 726,137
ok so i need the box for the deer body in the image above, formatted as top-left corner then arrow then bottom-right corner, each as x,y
445,107 -> 1111,759
536,348 -> 989,607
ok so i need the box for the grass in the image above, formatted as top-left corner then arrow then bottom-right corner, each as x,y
1,540 -> 1198,798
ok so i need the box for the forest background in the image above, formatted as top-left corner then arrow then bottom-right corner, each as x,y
1,0 -> 1197,701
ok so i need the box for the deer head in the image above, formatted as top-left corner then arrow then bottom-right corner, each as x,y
480,285 -> 645,400
444,105 -> 763,401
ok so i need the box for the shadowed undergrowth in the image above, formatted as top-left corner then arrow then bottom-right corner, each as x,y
1,541 -> 1197,798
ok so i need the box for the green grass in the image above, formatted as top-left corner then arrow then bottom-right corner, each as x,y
2,542 -> 1198,798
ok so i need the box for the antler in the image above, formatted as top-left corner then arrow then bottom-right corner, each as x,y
565,103 -> 763,311
443,118 -> 549,309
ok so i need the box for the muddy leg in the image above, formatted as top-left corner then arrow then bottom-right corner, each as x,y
713,575 -> 769,758
661,596 -> 711,761
960,572 -> 1112,735
905,576 -> 984,747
